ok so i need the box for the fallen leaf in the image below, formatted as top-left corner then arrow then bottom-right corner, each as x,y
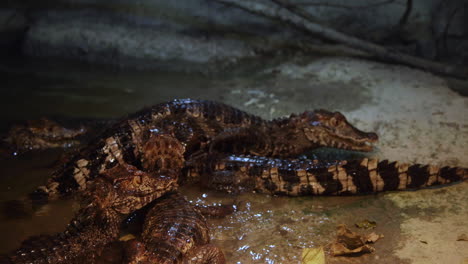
330,224 -> 381,256
457,234 -> 468,241
330,242 -> 374,256
301,247 -> 326,264
355,219 -> 377,229
365,232 -> 383,243
336,224 -> 365,249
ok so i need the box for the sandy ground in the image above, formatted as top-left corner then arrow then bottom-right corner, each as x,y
216,56 -> 468,263
0,56 -> 467,264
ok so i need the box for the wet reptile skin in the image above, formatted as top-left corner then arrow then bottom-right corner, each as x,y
33,98 -> 378,200
1,118 -> 87,154
4,99 -> 467,264
124,192 -> 225,264
191,154 -> 467,196
4,163 -> 178,264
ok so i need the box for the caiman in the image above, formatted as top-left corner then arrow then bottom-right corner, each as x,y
124,192 -> 226,264
30,98 -> 379,201
2,99 -> 467,264
3,162 -> 178,264
2,118 -> 87,153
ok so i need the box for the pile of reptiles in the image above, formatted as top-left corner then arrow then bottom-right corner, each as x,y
1,99 -> 466,263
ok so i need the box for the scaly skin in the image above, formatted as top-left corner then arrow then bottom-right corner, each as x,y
5,205 -> 121,264
5,180 -> 121,264
190,154 -> 468,195
5,163 -> 178,264
124,192 -> 225,264
2,118 -> 87,152
9,99 -> 467,263
32,99 -> 377,200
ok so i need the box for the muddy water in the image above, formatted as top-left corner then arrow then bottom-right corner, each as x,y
0,57 -> 406,263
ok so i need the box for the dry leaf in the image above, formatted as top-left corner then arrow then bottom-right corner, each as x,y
336,224 -> 365,249
301,247 -> 326,264
330,224 -> 381,256
366,232 -> 383,243
355,219 -> 377,229
330,242 -> 374,256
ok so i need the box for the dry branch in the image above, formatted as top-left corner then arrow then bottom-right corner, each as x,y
292,0 -> 396,9
398,0 -> 412,27
214,0 -> 467,80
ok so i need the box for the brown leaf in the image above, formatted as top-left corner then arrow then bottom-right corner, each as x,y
355,219 -> 377,229
330,242 -> 375,256
330,224 -> 382,256
336,224 -> 365,249
365,232 -> 383,243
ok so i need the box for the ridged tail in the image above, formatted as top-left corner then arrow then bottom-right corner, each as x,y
197,155 -> 468,196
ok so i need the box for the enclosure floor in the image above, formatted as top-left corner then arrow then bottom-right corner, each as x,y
0,56 -> 466,263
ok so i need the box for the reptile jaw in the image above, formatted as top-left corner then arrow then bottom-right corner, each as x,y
325,130 -> 378,152
305,128 -> 378,152
330,137 -> 376,152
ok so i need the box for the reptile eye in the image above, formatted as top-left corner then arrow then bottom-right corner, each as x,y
132,176 -> 142,185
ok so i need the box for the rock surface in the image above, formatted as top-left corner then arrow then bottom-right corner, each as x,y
0,8 -> 28,54
23,9 -> 257,71
13,0 -> 467,70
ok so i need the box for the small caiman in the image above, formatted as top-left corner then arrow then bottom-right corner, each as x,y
32,99 -> 378,200
124,192 -> 225,264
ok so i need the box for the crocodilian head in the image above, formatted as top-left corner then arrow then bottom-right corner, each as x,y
299,110 -> 378,152
84,164 -> 177,214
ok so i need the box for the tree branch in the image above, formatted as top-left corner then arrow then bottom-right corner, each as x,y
292,0 -> 396,9
213,0 -> 467,80
398,0 -> 412,27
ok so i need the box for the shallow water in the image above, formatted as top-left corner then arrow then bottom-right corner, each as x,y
0,57 -> 224,124
0,56 -> 437,263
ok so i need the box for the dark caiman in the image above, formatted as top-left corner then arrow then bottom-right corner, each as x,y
4,162 -> 178,264
30,98 -> 379,201
123,192 -> 226,264
2,99 -> 467,264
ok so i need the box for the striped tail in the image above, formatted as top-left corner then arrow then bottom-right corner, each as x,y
197,155 -> 468,196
